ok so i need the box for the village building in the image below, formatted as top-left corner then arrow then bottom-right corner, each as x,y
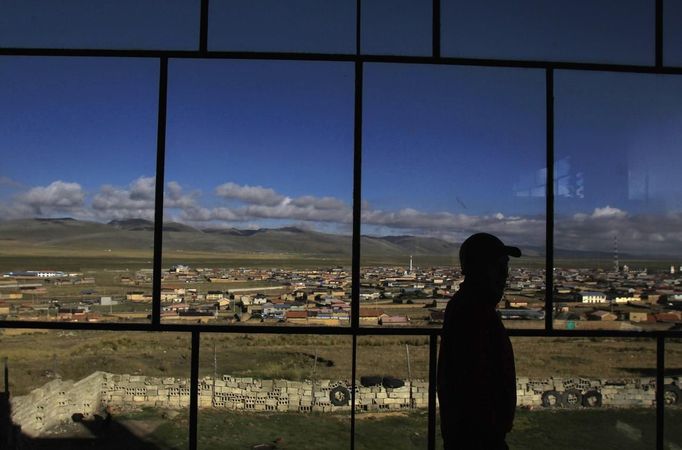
579,291 -> 608,303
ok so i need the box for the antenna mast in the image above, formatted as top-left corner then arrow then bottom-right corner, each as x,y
613,234 -> 619,273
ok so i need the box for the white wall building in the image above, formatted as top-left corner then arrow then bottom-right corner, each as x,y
580,291 -> 607,303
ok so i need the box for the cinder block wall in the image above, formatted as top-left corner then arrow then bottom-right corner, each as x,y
12,372 -> 678,437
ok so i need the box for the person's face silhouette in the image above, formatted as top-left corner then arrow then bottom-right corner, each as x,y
485,255 -> 509,298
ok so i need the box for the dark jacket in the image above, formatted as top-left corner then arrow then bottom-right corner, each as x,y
437,280 -> 516,448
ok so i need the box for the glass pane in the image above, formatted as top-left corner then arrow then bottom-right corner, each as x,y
0,57 -> 159,323
361,0 -> 432,56
197,333 -> 351,449
1,329 -> 190,448
208,0 -> 356,53
509,337 -> 656,449
664,0 -> 682,67
442,0 -> 654,65
0,0 -> 200,50
665,339 -> 682,449
553,71 -> 682,330
362,63 -> 546,328
355,336 -> 430,448
163,59 -> 354,326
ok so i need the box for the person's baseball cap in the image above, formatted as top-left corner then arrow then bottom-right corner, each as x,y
459,233 -> 521,275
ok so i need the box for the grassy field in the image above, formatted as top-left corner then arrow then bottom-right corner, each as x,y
2,330 -> 681,396
53,407 -> 677,450
16,406 -> 682,449
0,251 -> 629,273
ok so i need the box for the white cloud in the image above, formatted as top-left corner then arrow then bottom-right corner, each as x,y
18,181 -> 85,214
241,199 -> 352,223
591,205 -> 627,219
93,184 -> 154,212
90,177 -> 201,221
6,176 -> 682,257
554,207 -> 682,256
291,195 -> 347,210
129,176 -> 156,201
165,181 -> 200,210
215,182 -> 284,206
197,182 -> 355,225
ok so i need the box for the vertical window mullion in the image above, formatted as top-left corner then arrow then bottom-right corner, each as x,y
200,0 -> 209,53
545,68 -> 554,332
152,57 -> 168,327
350,334 -> 358,450
352,1 -> 363,335
356,0 -> 362,56
351,63 -> 363,332
656,335 -> 665,450
427,334 -> 438,450
432,0 -> 441,58
656,0 -> 663,68
189,330 -> 200,450
351,1 -> 363,446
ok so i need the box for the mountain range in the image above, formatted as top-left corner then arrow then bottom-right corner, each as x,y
0,218 -> 629,260
0,218 -> 460,259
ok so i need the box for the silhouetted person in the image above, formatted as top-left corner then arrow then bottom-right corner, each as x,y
438,233 -> 521,450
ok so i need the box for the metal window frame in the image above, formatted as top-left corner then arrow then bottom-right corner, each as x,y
0,1 -> 680,449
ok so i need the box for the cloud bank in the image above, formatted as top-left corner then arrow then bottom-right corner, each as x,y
2,177 -> 682,256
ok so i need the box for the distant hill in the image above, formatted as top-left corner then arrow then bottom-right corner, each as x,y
0,218 -> 457,259
0,218 -> 642,261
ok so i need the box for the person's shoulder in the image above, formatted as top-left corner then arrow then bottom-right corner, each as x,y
443,294 -> 486,331
445,291 -> 477,314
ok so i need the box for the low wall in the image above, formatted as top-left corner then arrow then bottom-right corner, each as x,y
11,372 -> 681,437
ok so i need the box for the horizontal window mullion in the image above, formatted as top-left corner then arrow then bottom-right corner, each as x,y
1,320 -> 681,338
2,47 -> 682,75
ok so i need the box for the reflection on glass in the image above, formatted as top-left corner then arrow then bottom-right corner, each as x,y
665,339 -> 682,448
162,59 -> 353,326
208,0 -> 355,53
197,334 -> 351,449
0,0 -> 200,50
355,336 -> 430,448
554,71 -> 682,330
361,0 -> 432,56
361,63 -> 546,327
0,57 -> 159,323
0,330 -> 190,448
506,337 -> 656,449
441,0 -> 654,65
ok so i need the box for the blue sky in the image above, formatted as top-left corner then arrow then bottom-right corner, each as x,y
0,0 -> 199,50
442,0 -> 654,64
1,1 -> 682,255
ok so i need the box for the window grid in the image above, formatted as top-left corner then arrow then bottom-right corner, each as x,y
0,1 -> 679,450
